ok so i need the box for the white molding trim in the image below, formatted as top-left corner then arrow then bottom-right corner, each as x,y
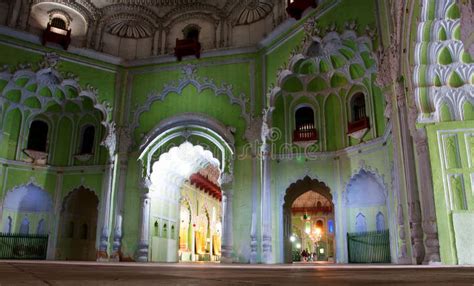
0,157 -> 109,173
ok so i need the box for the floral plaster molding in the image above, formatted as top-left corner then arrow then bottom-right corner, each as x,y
413,0 -> 474,123
0,53 -> 115,158
268,19 -> 378,111
131,64 -> 250,142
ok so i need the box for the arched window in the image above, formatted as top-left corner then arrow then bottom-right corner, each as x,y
51,17 -> 66,30
27,120 -> 48,152
295,106 -> 315,130
294,106 -> 317,141
183,25 -> 200,41
19,217 -> 30,235
79,125 -> 95,154
3,216 -> 12,234
327,220 -> 334,234
316,220 -> 324,229
355,213 -> 367,233
171,225 -> 176,240
36,218 -> 46,235
80,224 -> 88,240
154,221 -> 159,237
376,212 -> 385,232
350,93 -> 366,122
163,223 -> 168,238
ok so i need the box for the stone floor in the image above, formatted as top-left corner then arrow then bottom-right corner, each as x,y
0,261 -> 473,286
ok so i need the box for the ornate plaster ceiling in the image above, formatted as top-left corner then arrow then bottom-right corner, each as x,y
19,0 -> 287,59
31,0 -> 279,27
292,191 -> 331,209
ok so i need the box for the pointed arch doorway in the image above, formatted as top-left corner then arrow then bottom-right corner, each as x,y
283,176 -> 335,263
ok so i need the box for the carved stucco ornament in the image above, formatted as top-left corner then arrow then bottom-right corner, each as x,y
236,0 -> 273,25
132,64 -> 251,144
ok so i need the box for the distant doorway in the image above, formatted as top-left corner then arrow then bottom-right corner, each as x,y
283,176 -> 335,263
56,187 -> 98,261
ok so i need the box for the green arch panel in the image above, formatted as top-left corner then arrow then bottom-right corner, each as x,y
324,94 -> 343,151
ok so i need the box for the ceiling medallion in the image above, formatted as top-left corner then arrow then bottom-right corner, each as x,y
236,0 -> 273,25
107,19 -> 152,38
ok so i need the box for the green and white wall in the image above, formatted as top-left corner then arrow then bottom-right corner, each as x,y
0,0 -> 472,265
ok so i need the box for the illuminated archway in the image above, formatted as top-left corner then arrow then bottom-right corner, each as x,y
282,176 -> 334,263
146,142 -> 222,262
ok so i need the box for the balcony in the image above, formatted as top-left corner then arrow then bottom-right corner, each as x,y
347,117 -> 370,140
189,173 -> 221,201
286,0 -> 317,20
293,124 -> 318,147
174,38 -> 201,61
42,23 -> 71,50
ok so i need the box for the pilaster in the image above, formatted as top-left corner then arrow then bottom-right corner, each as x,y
220,173 -> 234,263
413,128 -> 441,264
137,181 -> 151,262
395,83 -> 424,264
261,142 -> 272,264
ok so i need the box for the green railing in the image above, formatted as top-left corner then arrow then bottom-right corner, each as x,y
0,233 -> 48,260
347,230 -> 390,263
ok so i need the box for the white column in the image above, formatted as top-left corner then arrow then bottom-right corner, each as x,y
261,143 -> 272,263
152,30 -> 161,56
332,191 -> 345,263
97,162 -> 115,261
111,127 -> 132,261
46,171 -> 63,260
250,154 -> 258,264
161,29 -> 169,55
137,190 -> 151,262
390,88 -> 411,264
414,128 -> 441,264
220,173 -> 233,263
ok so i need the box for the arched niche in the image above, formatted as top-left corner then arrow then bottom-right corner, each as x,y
2,183 -> 53,235
282,176 -> 333,263
56,186 -> 98,261
344,169 -> 392,263
179,198 -> 193,259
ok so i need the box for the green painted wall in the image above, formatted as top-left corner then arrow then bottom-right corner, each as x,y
426,121 -> 474,265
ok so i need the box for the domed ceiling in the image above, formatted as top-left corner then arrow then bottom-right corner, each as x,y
8,0 -> 290,60
292,191 -> 331,209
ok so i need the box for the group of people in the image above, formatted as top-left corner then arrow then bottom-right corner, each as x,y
300,249 -> 317,262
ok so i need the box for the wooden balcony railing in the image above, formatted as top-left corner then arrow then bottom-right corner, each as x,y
189,173 -> 221,201
174,38 -> 201,61
286,0 -> 317,20
347,117 -> 370,134
42,23 -> 71,50
293,127 -> 318,142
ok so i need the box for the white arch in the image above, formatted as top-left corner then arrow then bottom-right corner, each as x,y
150,142 -> 220,195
